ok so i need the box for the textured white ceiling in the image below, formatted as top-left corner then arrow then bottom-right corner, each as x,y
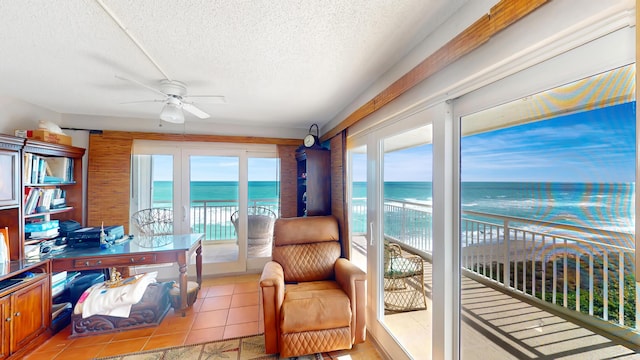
0,0 -> 465,133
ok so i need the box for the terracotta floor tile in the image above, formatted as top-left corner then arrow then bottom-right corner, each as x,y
191,309 -> 229,329
96,338 -> 148,357
200,295 -> 232,312
23,349 -> 63,360
111,327 -> 156,341
190,297 -> 204,312
223,321 -> 259,339
55,343 -> 107,360
233,281 -> 259,294
68,333 -> 113,347
230,292 -> 259,308
206,284 -> 235,297
34,332 -> 74,353
154,311 -> 196,335
185,326 -> 225,345
226,305 -> 259,325
143,332 -> 187,350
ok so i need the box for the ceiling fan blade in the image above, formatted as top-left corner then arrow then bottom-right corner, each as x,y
119,99 -> 165,104
184,95 -> 226,104
115,75 -> 167,97
182,103 -> 210,119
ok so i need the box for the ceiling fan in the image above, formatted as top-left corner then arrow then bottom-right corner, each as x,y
116,75 -> 225,124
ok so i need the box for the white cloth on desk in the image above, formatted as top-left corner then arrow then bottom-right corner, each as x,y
75,271 -> 158,318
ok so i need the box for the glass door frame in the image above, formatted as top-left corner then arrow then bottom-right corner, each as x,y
182,147 -> 247,274
347,101 -> 458,359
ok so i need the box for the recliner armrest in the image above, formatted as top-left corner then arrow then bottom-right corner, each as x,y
260,261 -> 285,354
335,258 -> 367,344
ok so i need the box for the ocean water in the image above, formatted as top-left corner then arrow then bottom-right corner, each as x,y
351,181 -> 635,235
152,181 -> 280,207
153,180 -> 634,239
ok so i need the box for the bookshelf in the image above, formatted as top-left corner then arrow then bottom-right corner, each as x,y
21,139 -> 85,256
295,147 -> 331,217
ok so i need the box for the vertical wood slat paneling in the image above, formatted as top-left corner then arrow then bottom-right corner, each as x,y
322,0 -> 549,141
330,132 -> 349,258
87,133 -> 132,231
278,145 -> 298,218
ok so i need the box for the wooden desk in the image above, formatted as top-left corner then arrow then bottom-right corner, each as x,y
49,233 -> 203,316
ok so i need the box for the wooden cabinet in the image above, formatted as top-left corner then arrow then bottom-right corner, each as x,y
0,134 -> 79,357
0,261 -> 50,359
11,275 -> 50,353
0,136 -> 24,260
295,147 -> 330,217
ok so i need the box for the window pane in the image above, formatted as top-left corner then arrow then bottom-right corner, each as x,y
459,66 -> 636,358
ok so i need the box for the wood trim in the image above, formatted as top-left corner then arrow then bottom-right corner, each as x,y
97,129 -> 301,146
321,0 -> 549,141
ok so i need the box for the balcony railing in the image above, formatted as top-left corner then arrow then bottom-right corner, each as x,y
352,198 -> 638,332
189,199 -> 279,241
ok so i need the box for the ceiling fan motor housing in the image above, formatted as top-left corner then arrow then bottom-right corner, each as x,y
160,80 -> 187,97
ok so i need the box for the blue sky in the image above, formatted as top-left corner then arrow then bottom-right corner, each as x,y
151,156 -> 279,181
462,102 -> 635,182
352,102 -> 635,183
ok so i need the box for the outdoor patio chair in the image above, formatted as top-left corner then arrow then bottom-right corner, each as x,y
230,206 -> 277,257
383,241 -> 427,312
130,208 -> 174,247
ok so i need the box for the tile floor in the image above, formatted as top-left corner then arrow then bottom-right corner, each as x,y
24,274 -> 383,360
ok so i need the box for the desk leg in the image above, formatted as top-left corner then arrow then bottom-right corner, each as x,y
196,243 -> 202,287
179,261 -> 188,317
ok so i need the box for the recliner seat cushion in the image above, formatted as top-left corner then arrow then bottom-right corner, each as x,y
281,281 -> 351,333
273,242 -> 341,282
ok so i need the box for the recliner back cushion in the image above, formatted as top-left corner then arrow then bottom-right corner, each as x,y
273,216 -> 339,246
274,241 -> 341,282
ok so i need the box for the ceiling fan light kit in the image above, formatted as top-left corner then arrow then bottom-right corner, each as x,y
160,98 -> 184,123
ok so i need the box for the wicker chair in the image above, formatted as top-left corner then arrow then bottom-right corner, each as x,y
383,241 -> 427,312
231,206 -> 276,258
131,208 -> 174,247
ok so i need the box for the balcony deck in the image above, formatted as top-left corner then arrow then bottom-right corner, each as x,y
377,243 -> 639,359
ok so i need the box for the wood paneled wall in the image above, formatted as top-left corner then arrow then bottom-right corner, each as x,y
87,132 -> 133,230
329,132 -> 349,258
88,130 -> 301,231
277,145 -> 298,218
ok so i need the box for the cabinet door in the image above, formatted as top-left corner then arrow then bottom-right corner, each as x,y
11,277 -> 50,352
0,296 -> 9,359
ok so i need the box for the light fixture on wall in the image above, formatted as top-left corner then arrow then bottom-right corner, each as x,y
160,97 -> 185,124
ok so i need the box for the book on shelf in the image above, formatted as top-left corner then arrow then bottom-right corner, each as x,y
44,157 -> 73,183
28,228 -> 59,239
24,155 -> 74,184
24,219 -> 59,232
24,187 -> 67,214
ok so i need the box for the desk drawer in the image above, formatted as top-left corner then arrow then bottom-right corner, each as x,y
74,255 -> 157,268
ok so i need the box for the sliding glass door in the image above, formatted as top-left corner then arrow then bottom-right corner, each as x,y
131,141 -> 278,275
348,119 -> 434,359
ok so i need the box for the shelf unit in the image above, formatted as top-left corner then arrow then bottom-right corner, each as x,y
295,147 -> 330,217
21,139 -> 85,257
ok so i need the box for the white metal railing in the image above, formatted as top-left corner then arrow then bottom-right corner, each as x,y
351,198 -> 637,331
461,210 -> 635,329
190,198 -> 279,240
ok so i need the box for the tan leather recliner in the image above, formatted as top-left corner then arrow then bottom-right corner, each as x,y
260,215 -> 367,358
